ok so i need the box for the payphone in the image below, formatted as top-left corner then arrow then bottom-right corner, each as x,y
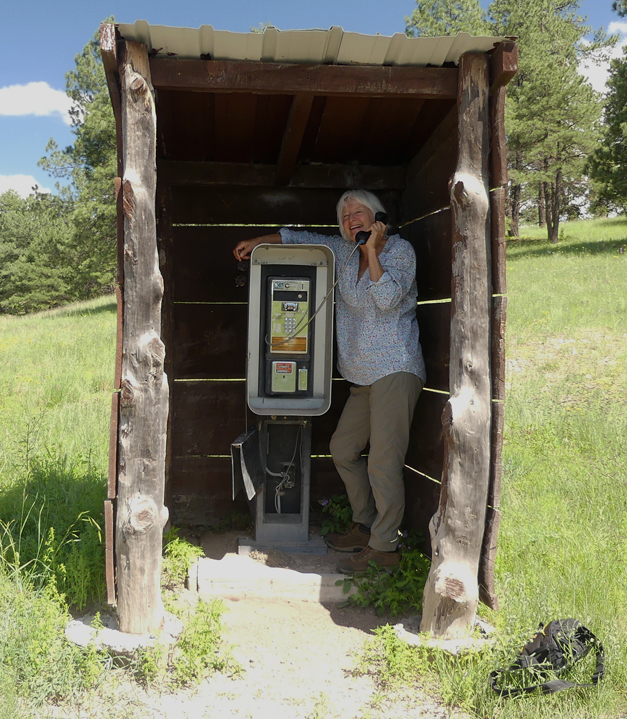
232,243 -> 335,553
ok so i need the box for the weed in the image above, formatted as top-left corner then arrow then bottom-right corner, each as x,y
0,669 -> 17,719
161,527 -> 204,589
356,625 -> 426,689
0,573 -> 109,706
319,494 -> 352,536
137,598 -> 239,688
338,531 -> 429,616
306,691 -> 330,719
357,217 -> 627,718
171,599 -> 239,684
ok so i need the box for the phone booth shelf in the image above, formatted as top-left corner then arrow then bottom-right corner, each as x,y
100,22 -> 517,639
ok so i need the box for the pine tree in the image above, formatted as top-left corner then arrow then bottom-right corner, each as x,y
39,22 -> 117,297
489,0 -> 612,241
613,0 -> 627,16
0,191 -> 76,313
405,0 -> 489,37
587,50 -> 627,211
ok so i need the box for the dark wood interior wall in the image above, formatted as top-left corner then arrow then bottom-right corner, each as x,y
163,187 -> 402,525
156,105 -> 461,536
398,106 -> 458,548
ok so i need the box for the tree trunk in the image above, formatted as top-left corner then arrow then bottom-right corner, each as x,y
543,159 -> 561,244
550,168 -> 562,243
509,151 -> 523,237
538,183 -> 546,227
510,184 -> 520,237
543,180 -> 553,240
420,53 -> 492,640
116,39 -> 169,635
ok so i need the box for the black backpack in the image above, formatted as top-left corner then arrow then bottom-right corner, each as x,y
489,619 -> 605,696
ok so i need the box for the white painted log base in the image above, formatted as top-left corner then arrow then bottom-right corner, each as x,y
116,40 -> 170,635
420,53 -> 492,639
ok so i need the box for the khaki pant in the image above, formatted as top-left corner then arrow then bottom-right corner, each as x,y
329,372 -> 423,551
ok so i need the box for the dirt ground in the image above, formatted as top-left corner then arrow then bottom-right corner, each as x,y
126,528 -> 469,719
57,529 -> 469,719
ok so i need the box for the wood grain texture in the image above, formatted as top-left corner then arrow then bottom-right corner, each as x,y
401,210 -> 453,301
421,53 -> 492,639
107,392 -> 119,500
116,40 -> 169,634
104,499 -> 116,606
276,93 -> 315,186
172,303 -> 248,379
491,295 -> 507,402
490,41 -> 518,93
157,160 -> 405,190
415,302 -> 451,393
150,59 -> 458,99
479,400 -> 504,609
489,87 -> 508,190
404,390 -> 448,480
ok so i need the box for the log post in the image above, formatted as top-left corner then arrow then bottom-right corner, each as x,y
420,53 -> 492,639
116,40 -> 169,634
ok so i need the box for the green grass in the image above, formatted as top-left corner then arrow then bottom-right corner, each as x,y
0,295 -> 240,716
0,295 -> 116,609
0,296 -> 116,715
1,218 -> 626,716
361,217 -> 627,718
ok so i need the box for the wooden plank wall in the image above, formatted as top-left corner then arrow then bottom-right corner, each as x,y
161,187 -> 391,525
398,106 -> 458,550
159,163 -> 458,543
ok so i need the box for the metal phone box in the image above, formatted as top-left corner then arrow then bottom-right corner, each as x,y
247,244 -> 335,416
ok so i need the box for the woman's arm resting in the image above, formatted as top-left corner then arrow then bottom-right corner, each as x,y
233,233 -> 281,261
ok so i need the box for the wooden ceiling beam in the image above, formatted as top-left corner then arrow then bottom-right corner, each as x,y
157,160 -> 405,190
275,94 -> 314,186
149,59 -> 458,99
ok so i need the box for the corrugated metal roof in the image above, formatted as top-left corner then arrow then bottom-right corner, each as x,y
116,22 -> 507,68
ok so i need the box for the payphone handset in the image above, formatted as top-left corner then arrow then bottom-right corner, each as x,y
247,244 -> 335,416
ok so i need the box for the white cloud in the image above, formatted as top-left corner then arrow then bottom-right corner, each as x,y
579,26 -> 627,94
0,175 -> 50,198
608,22 -> 627,35
0,82 -> 73,125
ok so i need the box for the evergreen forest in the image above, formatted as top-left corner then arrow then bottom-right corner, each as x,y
2,2 -> 627,313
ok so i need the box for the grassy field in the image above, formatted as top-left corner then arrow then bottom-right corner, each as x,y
484,218 -> 626,716
362,217 -> 627,718
0,296 -> 116,607
0,217 -> 626,717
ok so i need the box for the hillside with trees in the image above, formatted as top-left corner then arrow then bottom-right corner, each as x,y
407,0 -> 618,241
1,3 -> 626,313
0,26 -> 116,314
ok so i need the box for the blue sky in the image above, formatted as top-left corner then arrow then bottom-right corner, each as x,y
0,0 -> 624,197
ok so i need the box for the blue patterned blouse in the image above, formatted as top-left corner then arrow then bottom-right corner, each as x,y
279,228 -> 426,387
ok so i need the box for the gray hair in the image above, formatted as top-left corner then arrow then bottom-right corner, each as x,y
336,190 -> 387,241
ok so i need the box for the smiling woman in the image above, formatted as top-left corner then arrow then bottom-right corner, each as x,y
234,189 -> 426,573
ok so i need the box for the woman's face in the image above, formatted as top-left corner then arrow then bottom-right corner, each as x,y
341,199 -> 375,243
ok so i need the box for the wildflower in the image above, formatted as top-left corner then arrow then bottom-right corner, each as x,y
320,498 -> 329,507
